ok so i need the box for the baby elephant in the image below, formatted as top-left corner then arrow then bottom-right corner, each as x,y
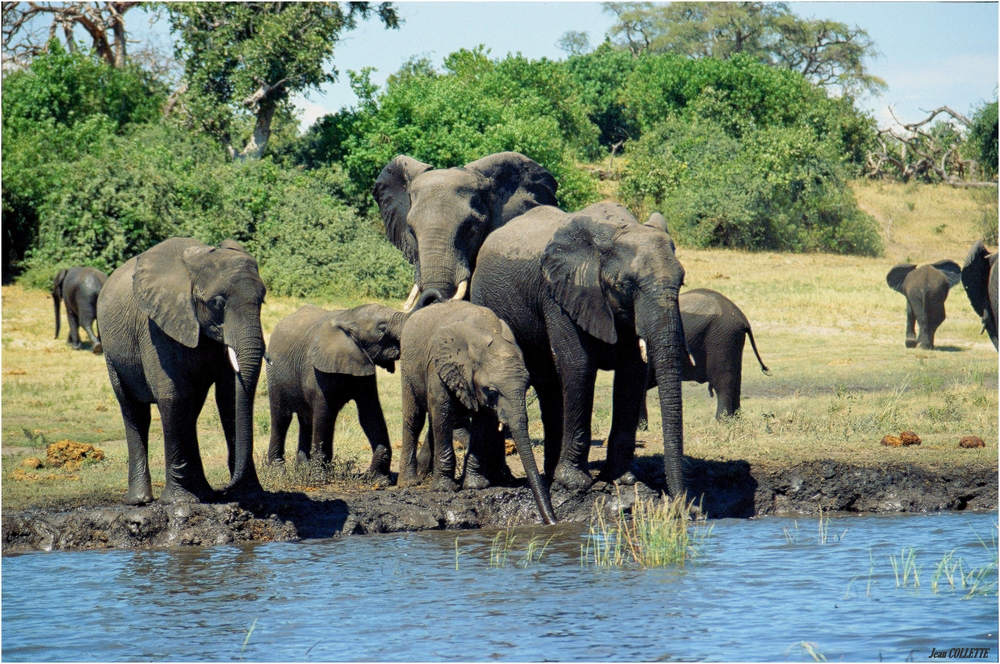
886,260 -> 961,349
641,288 -> 770,424
400,300 -> 557,525
53,266 -> 108,353
266,302 -> 412,483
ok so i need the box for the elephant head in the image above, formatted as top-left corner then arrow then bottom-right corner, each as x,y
961,241 -> 998,350
542,203 -> 687,498
309,304 -> 408,376
52,268 -> 68,339
133,237 -> 267,495
373,151 -> 558,306
887,259 -> 961,350
430,315 -> 557,525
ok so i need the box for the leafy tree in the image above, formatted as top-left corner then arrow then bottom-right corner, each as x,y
167,2 -> 399,160
557,30 -> 591,56
968,99 -> 998,179
603,2 -> 885,96
563,41 -> 640,150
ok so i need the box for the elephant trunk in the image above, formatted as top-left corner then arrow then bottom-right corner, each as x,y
418,240 -> 471,301
501,395 -> 557,525
224,321 -> 265,497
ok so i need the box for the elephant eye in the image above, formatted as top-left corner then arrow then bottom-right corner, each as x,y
210,295 -> 226,311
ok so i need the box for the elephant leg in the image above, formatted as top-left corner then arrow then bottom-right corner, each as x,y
600,357 -> 646,485
215,377 -> 237,477
399,380 -> 425,487
552,333 -> 597,491
157,394 -> 214,504
533,380 -> 563,482
354,378 -> 392,481
296,412 -> 313,465
67,308 -> 81,349
311,398 -> 341,466
905,300 -> 918,348
267,401 -> 293,465
462,411 -> 512,489
428,389 -> 460,492
637,393 -> 650,431
82,313 -> 101,354
416,428 -> 434,481
109,367 -> 154,505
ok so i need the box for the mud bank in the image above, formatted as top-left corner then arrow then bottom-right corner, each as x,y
3,459 -> 996,554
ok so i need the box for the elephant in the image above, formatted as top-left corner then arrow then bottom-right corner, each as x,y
886,259 -> 962,349
97,237 -> 266,505
373,151 -> 558,307
53,266 -> 107,353
264,293 -> 435,482
399,299 -> 558,525
961,241 -> 998,350
639,288 -> 771,426
471,201 -> 688,497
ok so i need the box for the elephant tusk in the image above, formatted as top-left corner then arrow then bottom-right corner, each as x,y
451,280 -> 468,301
403,284 -> 420,312
498,421 -> 504,432
227,346 -> 240,373
638,338 -> 648,364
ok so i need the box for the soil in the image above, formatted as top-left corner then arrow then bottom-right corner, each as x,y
2,458 -> 996,555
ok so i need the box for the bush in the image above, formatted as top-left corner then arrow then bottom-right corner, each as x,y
968,100 -> 998,179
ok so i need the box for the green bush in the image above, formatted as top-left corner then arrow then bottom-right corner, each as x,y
968,100 -> 998,179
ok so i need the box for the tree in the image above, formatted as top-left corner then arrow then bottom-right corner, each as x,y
2,2 -> 138,69
968,99 -> 999,179
557,30 -> 591,56
602,2 -> 885,96
167,2 -> 399,161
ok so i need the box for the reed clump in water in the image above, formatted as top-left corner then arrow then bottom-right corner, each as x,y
487,524 -> 554,568
582,488 -> 710,568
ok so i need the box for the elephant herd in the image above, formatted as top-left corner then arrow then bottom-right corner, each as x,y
48,151 -> 996,525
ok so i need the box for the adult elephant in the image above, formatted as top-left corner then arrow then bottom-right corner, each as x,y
961,241 -> 998,350
886,260 -> 962,350
53,266 -> 108,353
265,293 -> 436,481
471,202 -> 687,497
97,238 -> 266,505
373,151 -> 558,307
639,289 -> 771,427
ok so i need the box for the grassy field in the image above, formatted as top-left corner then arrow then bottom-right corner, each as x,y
2,182 -> 996,510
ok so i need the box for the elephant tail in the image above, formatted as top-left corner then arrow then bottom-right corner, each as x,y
53,268 -> 67,339
746,327 -> 771,376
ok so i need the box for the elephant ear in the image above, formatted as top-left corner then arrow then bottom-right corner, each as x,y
372,155 -> 433,265
962,242 -> 993,317
219,239 -> 247,253
931,259 -> 962,289
465,152 -> 558,228
644,212 -> 677,255
133,238 -> 202,348
886,264 -> 917,294
432,324 -> 478,411
308,321 -> 375,376
541,214 -> 619,345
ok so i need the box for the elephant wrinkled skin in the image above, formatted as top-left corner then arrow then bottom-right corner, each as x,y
53,266 -> 107,353
97,238 -> 266,505
471,202 -> 687,497
886,260 -> 961,350
961,241 -> 998,350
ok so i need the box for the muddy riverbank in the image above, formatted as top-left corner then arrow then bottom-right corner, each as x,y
2,459 -> 996,554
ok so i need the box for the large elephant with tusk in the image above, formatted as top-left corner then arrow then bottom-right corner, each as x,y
373,152 -> 558,308
97,238 -> 267,505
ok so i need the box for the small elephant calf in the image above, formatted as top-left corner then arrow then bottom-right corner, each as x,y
53,266 -> 108,353
886,260 -> 961,349
399,300 -> 557,525
265,303 -> 410,483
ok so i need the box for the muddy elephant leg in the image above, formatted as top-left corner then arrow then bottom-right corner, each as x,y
462,411 -> 512,489
533,380 -> 563,482
157,393 -> 214,504
82,313 -> 101,353
551,332 -> 597,491
296,412 -> 312,465
416,428 -> 434,481
109,367 -> 154,505
354,378 -> 392,481
399,379 -> 425,486
905,300 -> 918,348
428,387 -> 460,492
311,398 -> 342,466
714,363 -> 744,421
601,355 -> 646,485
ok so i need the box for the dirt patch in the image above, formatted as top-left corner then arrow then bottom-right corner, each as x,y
2,459 -> 995,554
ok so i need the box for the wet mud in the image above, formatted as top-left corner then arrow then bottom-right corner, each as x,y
2,459 -> 996,554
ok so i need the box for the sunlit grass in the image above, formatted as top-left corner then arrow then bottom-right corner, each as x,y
485,524 -> 554,568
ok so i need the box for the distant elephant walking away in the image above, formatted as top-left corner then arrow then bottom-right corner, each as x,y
265,297 -> 432,483
373,151 -> 557,306
98,238 -> 266,505
886,260 -> 962,350
399,300 -> 557,525
961,241 -> 998,350
53,266 -> 108,353
640,288 -> 771,426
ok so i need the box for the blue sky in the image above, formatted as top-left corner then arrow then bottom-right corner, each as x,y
289,1 -> 999,131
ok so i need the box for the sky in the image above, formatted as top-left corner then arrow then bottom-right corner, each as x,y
286,1 -> 999,131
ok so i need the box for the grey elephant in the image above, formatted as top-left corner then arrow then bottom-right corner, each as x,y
265,294 -> 435,482
471,202 -> 687,497
373,151 -> 557,306
399,299 -> 557,525
97,238 -> 266,505
640,288 -> 771,426
53,266 -> 108,353
886,260 -> 962,349
961,241 -> 998,350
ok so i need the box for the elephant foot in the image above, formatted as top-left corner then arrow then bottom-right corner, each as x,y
905,338 -> 917,349
431,476 -> 460,492
92,343 -> 103,355
71,342 -> 82,350
217,478 -> 265,502
553,462 -> 593,493
158,485 -> 206,505
397,469 -> 420,488
362,467 -> 393,487
264,455 -> 286,468
124,487 -> 154,506
487,462 -> 516,488
416,441 -> 433,479
597,468 -> 637,486
462,471 -> 491,490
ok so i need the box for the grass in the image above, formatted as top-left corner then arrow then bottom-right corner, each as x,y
1,181 -> 997,510
485,524 -> 554,568
581,488 -> 710,568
